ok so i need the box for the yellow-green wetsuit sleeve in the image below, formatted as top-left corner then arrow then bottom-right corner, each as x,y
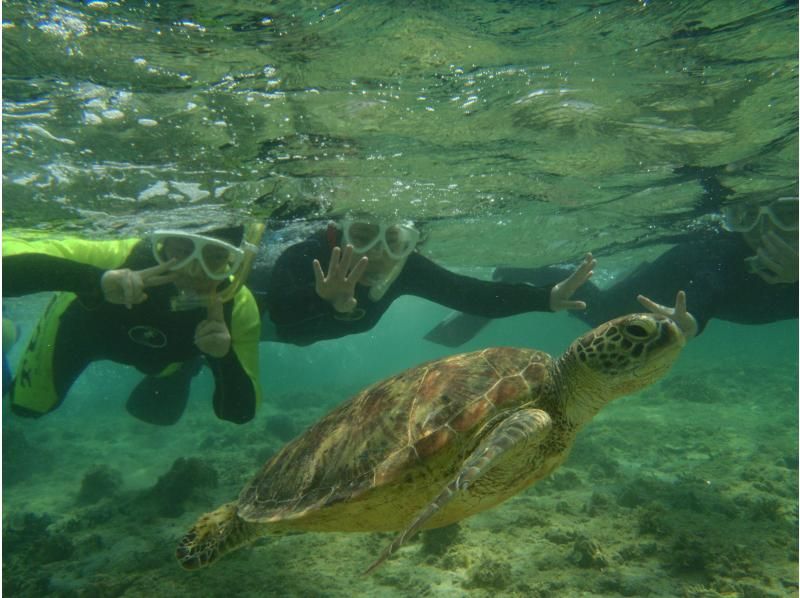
3,235 -> 142,298
3,235 -> 140,267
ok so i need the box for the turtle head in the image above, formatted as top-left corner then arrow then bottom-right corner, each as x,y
563,313 -> 684,415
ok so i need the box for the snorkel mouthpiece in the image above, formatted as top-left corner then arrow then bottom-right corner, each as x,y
170,290 -> 213,312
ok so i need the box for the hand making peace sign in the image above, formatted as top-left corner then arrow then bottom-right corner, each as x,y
101,260 -> 178,309
549,253 -> 597,312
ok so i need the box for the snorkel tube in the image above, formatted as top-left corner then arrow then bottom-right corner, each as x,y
170,222 -> 265,312
216,221 -> 265,303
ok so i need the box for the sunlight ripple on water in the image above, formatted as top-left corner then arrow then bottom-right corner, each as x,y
2,0 -> 797,267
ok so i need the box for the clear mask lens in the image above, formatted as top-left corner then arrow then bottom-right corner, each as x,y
767,197 -> 799,231
384,225 -> 418,258
151,232 -> 244,280
200,244 -> 238,277
343,220 -> 419,259
346,222 -> 382,253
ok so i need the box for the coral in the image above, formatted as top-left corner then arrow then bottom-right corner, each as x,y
569,437 -> 621,479
667,534 -> 709,575
595,572 -> 653,597
617,477 -> 665,508
142,457 -> 219,518
420,522 -> 461,556
584,491 -> 612,516
2,566 -> 50,598
76,465 -> 123,505
570,536 -> 610,569
2,513 -> 75,566
2,426 -> 50,485
465,558 -> 512,590
540,468 -> 582,491
618,541 -> 659,562
780,451 -> 798,470
636,503 -> 671,536
544,527 -> 578,545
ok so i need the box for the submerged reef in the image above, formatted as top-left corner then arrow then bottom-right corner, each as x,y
1,360 -> 796,597
3,426 -> 51,485
137,457 -> 219,518
76,465 -> 124,506
2,513 -> 74,596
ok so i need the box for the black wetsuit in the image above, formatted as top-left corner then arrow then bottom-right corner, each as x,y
497,234 -> 798,334
263,228 -> 555,346
3,237 -> 261,424
426,233 -> 798,346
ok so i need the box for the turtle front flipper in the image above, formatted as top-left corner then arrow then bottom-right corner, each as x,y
177,502 -> 265,570
364,408 -> 553,574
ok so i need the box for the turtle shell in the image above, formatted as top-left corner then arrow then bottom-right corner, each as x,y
237,346 -> 553,523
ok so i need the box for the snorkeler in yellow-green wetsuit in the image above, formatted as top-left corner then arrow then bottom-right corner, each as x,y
2,224 -> 264,425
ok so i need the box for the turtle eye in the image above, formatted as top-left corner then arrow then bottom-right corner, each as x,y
625,324 -> 650,339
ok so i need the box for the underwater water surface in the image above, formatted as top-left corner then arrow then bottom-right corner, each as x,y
2,0 -> 798,597
3,0 -> 797,264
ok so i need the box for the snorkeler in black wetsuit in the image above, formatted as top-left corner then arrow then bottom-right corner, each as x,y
425,196 -> 799,346
260,218 -> 596,346
499,234 -> 796,333
3,227 -> 263,425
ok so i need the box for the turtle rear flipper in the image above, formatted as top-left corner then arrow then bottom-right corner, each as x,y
364,408 -> 553,574
177,502 -> 262,570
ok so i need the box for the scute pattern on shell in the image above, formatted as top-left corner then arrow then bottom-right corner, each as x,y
237,347 -> 552,523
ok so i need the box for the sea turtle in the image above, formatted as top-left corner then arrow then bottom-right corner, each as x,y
177,313 -> 684,573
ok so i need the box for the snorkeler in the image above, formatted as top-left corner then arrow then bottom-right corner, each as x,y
259,216 -> 596,346
2,224 -> 264,425
426,195 -> 798,345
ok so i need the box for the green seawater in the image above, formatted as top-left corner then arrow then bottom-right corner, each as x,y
2,1 -> 798,596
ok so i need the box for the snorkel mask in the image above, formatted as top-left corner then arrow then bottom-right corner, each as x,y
721,197 -> 798,281
341,220 -> 420,259
341,219 -> 420,301
150,223 -> 265,311
721,196 -> 798,233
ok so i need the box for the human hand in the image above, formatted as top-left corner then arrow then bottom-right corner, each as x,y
549,253 -> 596,311
194,296 -> 230,358
637,290 -> 698,339
312,245 -> 370,313
746,230 -> 799,284
101,260 -> 178,309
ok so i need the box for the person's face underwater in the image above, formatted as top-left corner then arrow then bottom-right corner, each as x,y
343,221 -> 420,286
731,198 -> 799,283
159,236 -> 235,293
